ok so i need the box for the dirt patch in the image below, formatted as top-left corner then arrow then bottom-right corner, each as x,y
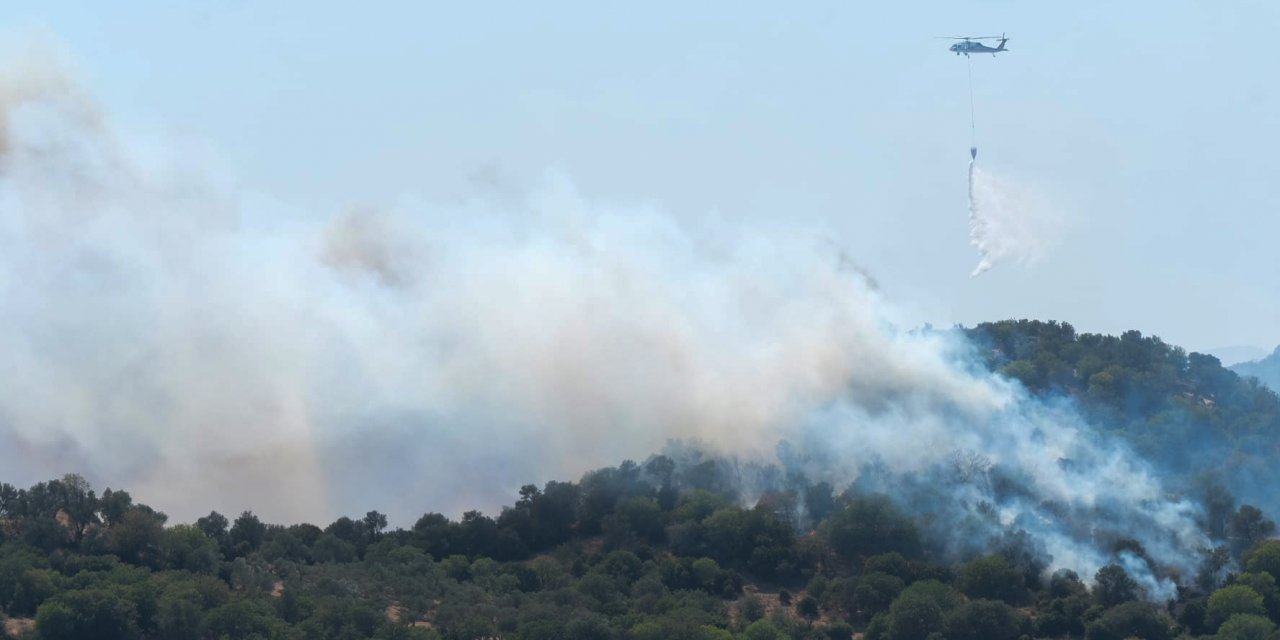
270,581 -> 284,597
4,617 -> 35,637
385,600 -> 437,629
386,604 -> 406,623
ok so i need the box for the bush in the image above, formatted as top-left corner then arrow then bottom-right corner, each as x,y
1214,613 -> 1276,640
1084,601 -> 1171,640
1208,585 -> 1266,630
942,599 -> 1028,640
955,555 -> 1026,604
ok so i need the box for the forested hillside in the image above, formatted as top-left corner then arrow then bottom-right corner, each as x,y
965,321 -> 1280,503
4,321 -> 1280,640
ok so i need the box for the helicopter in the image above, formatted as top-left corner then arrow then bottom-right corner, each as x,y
943,34 -> 1009,57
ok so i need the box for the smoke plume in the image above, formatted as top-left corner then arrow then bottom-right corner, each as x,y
0,52 -> 1209,593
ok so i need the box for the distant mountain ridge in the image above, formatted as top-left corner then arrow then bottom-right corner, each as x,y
1233,345 -> 1280,392
1208,345 -> 1269,366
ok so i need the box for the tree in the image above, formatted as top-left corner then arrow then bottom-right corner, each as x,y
742,619 -> 789,640
739,594 -> 767,624
825,495 -> 920,560
195,511 -> 230,555
326,516 -> 367,553
1230,506 -> 1276,557
54,474 -> 98,544
106,506 -> 167,567
886,595 -> 943,640
796,595 -> 820,625
850,573 -> 905,619
1203,483 -> 1236,540
1233,572 -> 1280,621
363,511 -> 388,540
229,511 -> 267,556
36,587 -> 141,640
1245,540 -> 1280,583
159,524 -> 219,573
154,591 -> 205,640
942,599 -> 1027,640
1214,614 -> 1276,640
34,600 -> 77,640
98,488 -> 133,527
564,614 -> 613,640
1093,564 -> 1139,607
613,496 -> 665,544
955,555 -> 1025,604
1207,585 -> 1266,631
1083,601 -> 1171,640
204,599 -> 280,639
882,581 -> 961,640
1036,594 -> 1091,638
312,533 -> 357,563
803,482 -> 836,523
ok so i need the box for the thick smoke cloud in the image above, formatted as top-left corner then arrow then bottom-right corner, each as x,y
0,53 -> 1208,593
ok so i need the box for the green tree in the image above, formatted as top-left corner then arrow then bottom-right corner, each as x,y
159,524 -> 218,573
796,595 -> 820,625
1232,572 -> 1280,621
195,511 -> 230,556
942,599 -> 1027,640
1230,506 -> 1276,558
153,592 -> 205,640
742,619 -> 789,640
1084,601 -> 1172,640
204,598 -> 281,639
229,511 -> 266,556
1215,614 -> 1276,640
825,495 -> 920,560
1245,540 -> 1280,583
34,600 -> 77,640
363,510 -> 388,540
36,587 -> 141,640
106,506 -> 167,567
1035,594 -> 1091,638
98,488 -> 133,527
851,572 -> 905,619
955,555 -> 1025,604
1092,564 -> 1138,607
885,595 -> 942,640
312,533 -> 357,563
1208,585 -> 1267,630
881,581 -> 960,640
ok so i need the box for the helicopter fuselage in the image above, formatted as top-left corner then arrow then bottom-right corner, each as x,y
950,40 -> 1008,56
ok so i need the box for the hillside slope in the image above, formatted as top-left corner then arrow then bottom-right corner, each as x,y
965,320 -> 1280,510
1233,346 -> 1280,393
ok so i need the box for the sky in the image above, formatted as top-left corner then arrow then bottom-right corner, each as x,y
3,1 -> 1277,353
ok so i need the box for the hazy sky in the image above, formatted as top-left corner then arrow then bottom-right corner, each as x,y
4,0 -> 1278,353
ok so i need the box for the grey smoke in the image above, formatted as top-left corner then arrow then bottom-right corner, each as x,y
0,53 -> 1210,594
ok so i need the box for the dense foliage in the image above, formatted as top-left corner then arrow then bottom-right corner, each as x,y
966,320 -> 1280,497
2,320 -> 1280,639
1,470 -> 1276,639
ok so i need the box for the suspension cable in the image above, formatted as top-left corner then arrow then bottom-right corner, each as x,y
967,55 -> 976,154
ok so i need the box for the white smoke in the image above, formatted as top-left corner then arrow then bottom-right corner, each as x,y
968,160 -> 1060,277
0,55 -> 993,523
0,51 -> 1210,591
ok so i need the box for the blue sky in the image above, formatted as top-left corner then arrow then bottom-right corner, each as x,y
5,0 -> 1278,354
